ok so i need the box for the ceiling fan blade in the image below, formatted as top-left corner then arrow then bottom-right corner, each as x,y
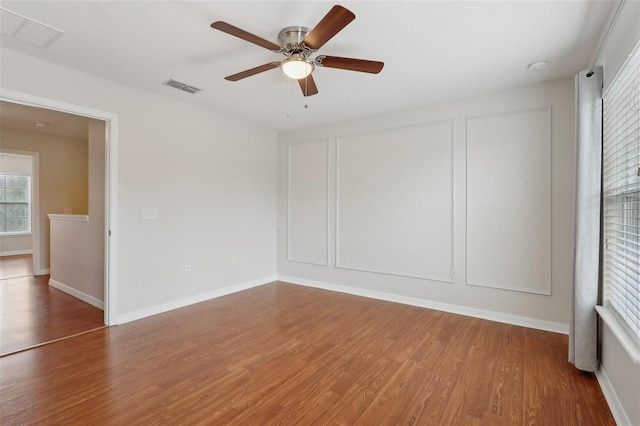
225,62 -> 280,81
303,5 -> 355,50
316,56 -> 384,74
211,21 -> 281,51
298,75 -> 319,97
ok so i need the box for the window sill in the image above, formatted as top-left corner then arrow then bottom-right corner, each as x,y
0,232 -> 32,237
596,305 -> 640,365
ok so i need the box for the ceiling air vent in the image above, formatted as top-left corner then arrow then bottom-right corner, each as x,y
0,7 -> 65,48
163,79 -> 202,94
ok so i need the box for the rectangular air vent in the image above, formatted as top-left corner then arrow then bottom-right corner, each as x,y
163,79 -> 202,94
1,7 -> 65,48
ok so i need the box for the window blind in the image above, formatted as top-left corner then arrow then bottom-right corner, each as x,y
602,41 -> 640,343
0,174 -> 31,233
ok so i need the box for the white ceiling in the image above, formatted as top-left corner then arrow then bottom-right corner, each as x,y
0,1 -> 617,132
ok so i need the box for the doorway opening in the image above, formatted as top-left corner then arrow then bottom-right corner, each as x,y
0,89 -> 118,356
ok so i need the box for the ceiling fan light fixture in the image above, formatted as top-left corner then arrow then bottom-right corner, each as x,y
280,57 -> 314,80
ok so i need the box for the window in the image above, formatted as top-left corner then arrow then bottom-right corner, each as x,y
602,41 -> 640,343
0,174 -> 31,234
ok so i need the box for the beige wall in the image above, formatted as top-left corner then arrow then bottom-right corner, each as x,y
0,128 -> 88,272
86,118 -> 105,300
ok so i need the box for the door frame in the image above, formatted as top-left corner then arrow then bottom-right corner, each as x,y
0,88 -> 119,325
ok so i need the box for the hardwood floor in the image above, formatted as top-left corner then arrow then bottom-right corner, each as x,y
0,255 -> 105,356
0,282 -> 614,425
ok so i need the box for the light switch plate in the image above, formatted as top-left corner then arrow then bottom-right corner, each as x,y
141,208 -> 158,220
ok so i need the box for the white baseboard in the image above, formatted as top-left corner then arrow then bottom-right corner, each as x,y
49,278 -> 104,310
34,268 -> 50,276
0,249 -> 33,257
116,275 -> 277,325
277,275 -> 569,335
596,365 -> 631,426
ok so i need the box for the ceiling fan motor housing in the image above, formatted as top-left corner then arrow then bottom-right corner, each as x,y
278,26 -> 312,56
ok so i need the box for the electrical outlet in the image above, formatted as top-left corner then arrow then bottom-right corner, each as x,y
185,264 -> 191,273
231,256 -> 237,265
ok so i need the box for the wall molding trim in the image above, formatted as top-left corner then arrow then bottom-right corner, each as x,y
287,139 -> 330,266
595,365 -> 631,426
277,275 -> 568,334
335,119 -> 455,281
0,249 -> 33,257
49,278 -> 104,310
465,106 -> 552,295
116,276 -> 277,325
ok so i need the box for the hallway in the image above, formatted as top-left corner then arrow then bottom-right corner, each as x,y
0,255 -> 104,356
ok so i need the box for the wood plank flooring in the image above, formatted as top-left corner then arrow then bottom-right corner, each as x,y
0,255 -> 105,356
0,282 -> 614,425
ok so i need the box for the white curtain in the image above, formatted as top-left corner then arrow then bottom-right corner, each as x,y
569,67 -> 602,372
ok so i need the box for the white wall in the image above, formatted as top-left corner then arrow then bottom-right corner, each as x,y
278,77 -> 575,331
49,215 -> 102,307
600,1 -> 640,91
0,152 -> 33,255
0,129 -> 88,270
0,47 -> 278,321
594,2 -> 640,425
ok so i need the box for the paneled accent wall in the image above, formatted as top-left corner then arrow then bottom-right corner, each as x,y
287,139 -> 329,265
335,121 -> 454,281
466,108 -> 551,294
278,78 -> 574,329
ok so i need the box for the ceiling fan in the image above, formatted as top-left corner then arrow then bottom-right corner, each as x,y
211,5 -> 384,97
